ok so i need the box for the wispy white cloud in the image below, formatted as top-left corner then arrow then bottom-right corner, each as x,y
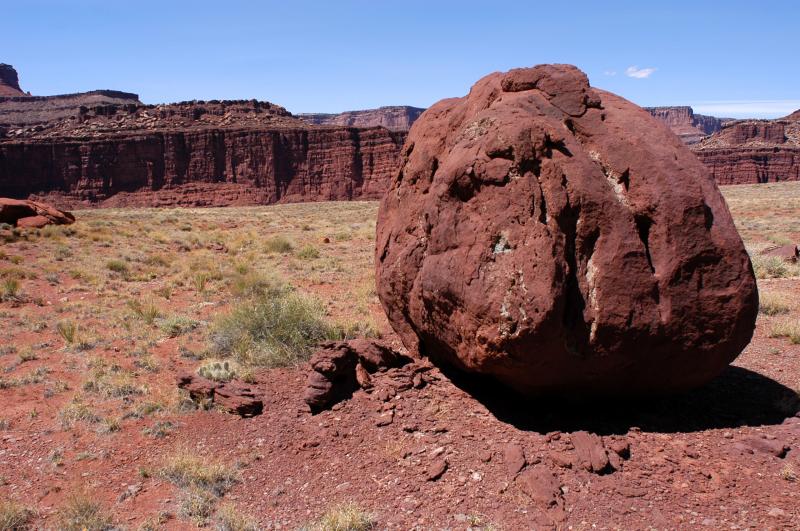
625,66 -> 656,79
691,100 -> 800,119
603,70 -> 617,76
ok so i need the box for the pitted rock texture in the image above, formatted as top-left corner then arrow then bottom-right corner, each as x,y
375,64 -> 758,395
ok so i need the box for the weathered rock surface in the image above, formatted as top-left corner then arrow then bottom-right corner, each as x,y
0,100 -> 406,207
299,106 -> 425,131
176,372 -> 263,417
303,339 -> 412,412
692,116 -> 800,184
645,106 -> 728,145
0,64 -> 25,97
0,197 -> 75,228
375,64 -> 758,395
760,244 -> 799,263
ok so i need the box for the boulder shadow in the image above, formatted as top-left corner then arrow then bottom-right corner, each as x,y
441,365 -> 800,435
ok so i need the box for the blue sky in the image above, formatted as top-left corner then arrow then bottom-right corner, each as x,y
3,0 -> 798,118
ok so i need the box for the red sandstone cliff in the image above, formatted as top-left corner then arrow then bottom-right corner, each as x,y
0,64 -> 25,97
0,99 -> 405,207
691,118 -> 800,184
298,106 -> 424,131
645,106 -> 728,144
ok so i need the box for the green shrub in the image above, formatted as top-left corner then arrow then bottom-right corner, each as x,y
1,278 -> 20,301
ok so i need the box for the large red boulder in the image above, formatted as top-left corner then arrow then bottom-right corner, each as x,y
375,64 -> 758,395
0,198 -> 75,228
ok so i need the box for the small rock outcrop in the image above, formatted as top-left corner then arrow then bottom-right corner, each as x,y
303,339 -> 413,412
176,372 -> 263,417
0,64 -> 25,97
375,64 -> 758,396
760,244 -> 799,263
0,198 -> 75,228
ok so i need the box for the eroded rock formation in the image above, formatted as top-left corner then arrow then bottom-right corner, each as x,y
0,99 -> 405,207
0,198 -> 75,228
692,116 -> 800,184
375,64 -> 758,395
645,106 -> 728,145
299,106 -> 425,131
0,64 -> 25,97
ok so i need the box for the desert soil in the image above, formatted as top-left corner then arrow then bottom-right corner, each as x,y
0,183 -> 799,530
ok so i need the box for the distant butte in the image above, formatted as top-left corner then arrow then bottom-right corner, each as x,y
0,64 -> 26,97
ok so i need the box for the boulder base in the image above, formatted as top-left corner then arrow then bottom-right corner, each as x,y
375,64 -> 758,395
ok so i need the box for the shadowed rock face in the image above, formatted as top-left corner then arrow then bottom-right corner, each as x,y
0,64 -> 24,97
375,64 -> 758,396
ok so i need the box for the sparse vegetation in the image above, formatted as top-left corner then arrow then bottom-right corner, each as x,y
769,319 -> 800,344
56,320 -> 78,345
209,282 -> 337,367
179,487 -> 216,525
264,235 -> 293,254
55,493 -> 114,531
161,450 -> 239,496
296,244 -> 321,260
759,291 -> 794,315
215,503 -> 260,531
197,359 -> 240,382
0,500 -> 33,530
303,502 -> 375,531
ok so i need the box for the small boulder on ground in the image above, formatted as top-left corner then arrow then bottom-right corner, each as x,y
176,372 -> 263,417
303,339 -> 412,413
0,198 -> 75,228
760,244 -> 799,263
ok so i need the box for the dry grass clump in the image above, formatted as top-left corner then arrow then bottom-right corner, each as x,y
59,400 -> 101,429
209,280 -> 338,368
303,502 -> 375,531
769,319 -> 800,344
55,493 -> 114,531
751,254 -> 800,279
178,487 -> 217,525
160,450 -> 239,496
0,500 -> 33,530
759,291 -> 794,316
214,503 -> 260,531
264,235 -> 293,254
157,314 -> 199,337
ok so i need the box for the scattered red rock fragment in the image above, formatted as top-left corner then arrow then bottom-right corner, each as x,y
426,458 -> 448,481
303,339 -> 412,413
176,372 -> 263,417
517,465 -> 562,507
502,443 -> 526,476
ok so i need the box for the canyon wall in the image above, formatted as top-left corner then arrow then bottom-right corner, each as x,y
0,121 -> 405,208
691,118 -> 800,184
298,106 -> 424,131
645,106 -> 727,144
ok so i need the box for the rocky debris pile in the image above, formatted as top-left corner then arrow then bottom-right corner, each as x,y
760,244 -> 800,263
376,64 -> 758,396
176,372 -> 263,417
0,64 -> 25,97
0,198 -> 75,228
303,339 -> 417,412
